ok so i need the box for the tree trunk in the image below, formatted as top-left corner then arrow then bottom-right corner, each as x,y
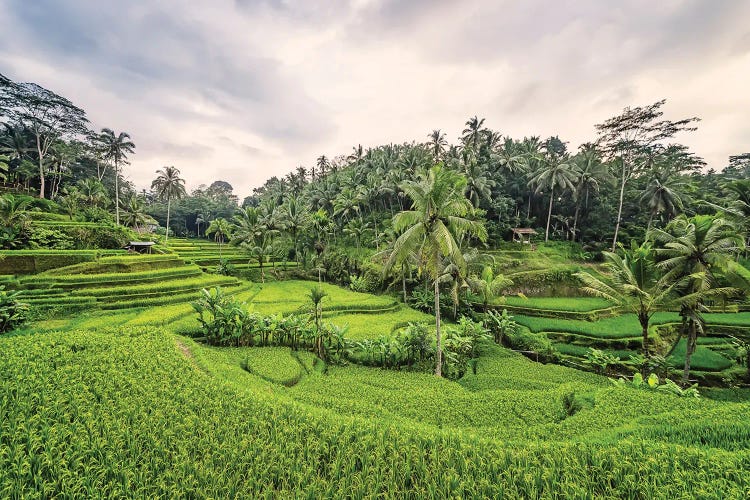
682,320 -> 697,387
611,163 -> 627,252
36,135 -> 45,199
571,198 -> 581,242
639,311 -> 650,359
545,186 -> 554,242
434,278 -> 442,377
165,197 -> 171,243
402,265 -> 408,304
114,160 -> 120,225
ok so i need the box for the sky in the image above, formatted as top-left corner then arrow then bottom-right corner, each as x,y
1,0 -> 749,198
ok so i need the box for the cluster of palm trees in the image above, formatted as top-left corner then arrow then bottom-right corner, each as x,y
577,215 -> 748,385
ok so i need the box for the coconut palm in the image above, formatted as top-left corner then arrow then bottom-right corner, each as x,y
151,166 -> 186,243
461,116 -> 486,152
571,146 -> 608,240
206,218 -> 232,258
77,178 -> 108,207
461,152 -> 495,208
575,242 -> 679,359
528,155 -> 580,242
427,129 -> 448,162
98,128 -> 135,225
640,167 -> 690,230
468,266 -> 514,308
386,164 -> 487,377
651,215 -> 745,385
122,195 -> 149,231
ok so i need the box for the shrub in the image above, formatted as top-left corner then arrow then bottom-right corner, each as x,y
0,286 -> 29,333
505,326 -> 557,362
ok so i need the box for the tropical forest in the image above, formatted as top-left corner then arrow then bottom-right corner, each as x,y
2,18 -> 750,499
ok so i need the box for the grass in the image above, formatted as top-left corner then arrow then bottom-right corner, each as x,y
242,347 -> 304,386
668,339 -> 735,372
515,312 -> 680,339
331,308 -> 434,340
3,297 -> 750,496
493,296 -> 614,312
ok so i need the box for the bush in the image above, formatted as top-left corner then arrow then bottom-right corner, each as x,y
0,286 -> 29,333
505,326 -> 557,362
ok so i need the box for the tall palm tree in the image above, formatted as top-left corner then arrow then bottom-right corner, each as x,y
576,242 -> 679,359
571,146 -> 608,240
461,116 -> 486,152
427,129 -> 448,162
459,147 -> 494,208
386,165 -> 487,377
528,156 -> 580,242
640,167 -> 690,230
98,128 -> 135,225
151,166 -> 186,243
651,215 -> 744,385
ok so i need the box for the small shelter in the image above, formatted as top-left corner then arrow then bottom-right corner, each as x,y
511,228 -> 536,244
123,241 -> 156,254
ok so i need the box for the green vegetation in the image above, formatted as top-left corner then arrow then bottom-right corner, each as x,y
2,71 -> 750,496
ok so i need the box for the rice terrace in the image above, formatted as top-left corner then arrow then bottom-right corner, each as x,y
1,2 -> 750,498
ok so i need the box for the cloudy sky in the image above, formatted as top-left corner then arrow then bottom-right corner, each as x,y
1,0 -> 748,197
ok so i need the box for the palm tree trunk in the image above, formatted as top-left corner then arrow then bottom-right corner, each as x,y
434,278 -> 442,377
165,197 -> 171,243
402,263 -> 408,304
545,186 -> 554,242
639,311 -> 650,359
572,198 -> 581,242
682,320 -> 697,386
612,164 -> 627,252
114,160 -> 120,225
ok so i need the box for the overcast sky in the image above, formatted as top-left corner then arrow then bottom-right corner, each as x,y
1,0 -> 748,197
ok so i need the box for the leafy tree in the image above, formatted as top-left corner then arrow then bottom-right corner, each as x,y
595,100 -> 699,251
1,73 -> 89,199
386,165 -> 487,377
98,128 -> 135,225
151,166 -> 186,242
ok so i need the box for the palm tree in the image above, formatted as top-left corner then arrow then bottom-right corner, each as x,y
206,218 -> 232,258
98,128 -> 135,225
122,195 -> 149,231
571,146 -> 608,240
77,178 -> 107,207
461,151 -> 494,208
57,186 -> 81,220
640,167 -> 690,231
575,242 -> 679,359
427,129 -> 448,162
651,215 -> 744,385
528,155 -> 580,242
469,266 -> 513,308
279,196 -> 309,260
386,164 -> 487,377
461,116 -> 486,152
495,138 -> 529,177
151,166 -> 186,243
195,213 -> 206,238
